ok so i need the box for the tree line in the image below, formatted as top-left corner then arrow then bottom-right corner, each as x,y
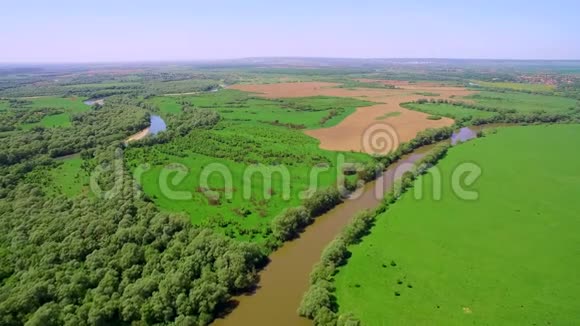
298,143 -> 451,325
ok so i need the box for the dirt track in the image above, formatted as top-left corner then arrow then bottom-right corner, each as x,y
230,81 -> 474,154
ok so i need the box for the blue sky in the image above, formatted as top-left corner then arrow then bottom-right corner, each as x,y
1,0 -> 579,62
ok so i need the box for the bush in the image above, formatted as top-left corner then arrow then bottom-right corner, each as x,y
298,281 -> 334,319
357,162 -> 383,183
321,238 -> 349,267
314,307 -> 338,326
337,313 -> 361,326
340,210 -> 375,245
309,262 -> 336,284
270,206 -> 311,241
304,188 -> 342,217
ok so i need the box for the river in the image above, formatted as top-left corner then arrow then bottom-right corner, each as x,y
148,114 -> 167,135
83,98 -> 105,106
125,114 -> 167,143
213,126 -> 483,325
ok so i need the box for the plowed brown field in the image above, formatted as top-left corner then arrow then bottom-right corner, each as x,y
230,81 -> 474,154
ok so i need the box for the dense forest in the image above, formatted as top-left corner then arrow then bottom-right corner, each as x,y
0,97 -> 155,199
0,97 -> 272,324
0,145 -> 267,325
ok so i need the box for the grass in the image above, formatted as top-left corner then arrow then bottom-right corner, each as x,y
49,156 -> 89,196
413,92 -> 440,97
333,79 -> 396,89
126,120 -> 372,242
150,89 -> 373,129
12,96 -> 90,129
0,99 -> 9,111
24,96 -> 90,111
21,113 -> 72,129
471,80 -> 556,92
466,91 -> 577,113
25,155 -> 89,197
375,111 -> 401,120
403,102 -> 496,120
334,124 -> 580,325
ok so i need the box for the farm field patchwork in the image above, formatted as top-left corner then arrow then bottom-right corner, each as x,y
334,124 -> 580,325
231,81 -> 475,154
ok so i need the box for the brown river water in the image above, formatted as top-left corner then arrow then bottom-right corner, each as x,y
213,126 -> 486,325
213,148 -> 436,325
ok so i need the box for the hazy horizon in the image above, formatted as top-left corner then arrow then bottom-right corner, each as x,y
2,0 -> 579,63
4,57 -> 580,66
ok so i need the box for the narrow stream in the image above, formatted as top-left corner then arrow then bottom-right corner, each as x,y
214,126 -> 483,325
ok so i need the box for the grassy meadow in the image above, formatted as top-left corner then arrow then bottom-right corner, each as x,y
1,96 -> 90,129
126,121 -> 371,242
24,155 -> 90,197
153,90 -> 373,129
334,124 -> 580,325
471,80 -> 556,92
126,90 -> 375,241
403,102 -> 497,120
466,91 -> 577,113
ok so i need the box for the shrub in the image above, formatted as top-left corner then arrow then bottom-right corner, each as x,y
320,238 -> 349,267
298,281 -> 334,319
314,307 -> 338,326
340,210 -> 375,245
337,313 -> 361,326
304,188 -> 342,217
357,162 -> 383,183
309,262 -> 336,284
270,206 -> 311,241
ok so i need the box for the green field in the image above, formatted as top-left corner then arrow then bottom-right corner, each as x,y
3,96 -> 90,129
21,112 -> 72,129
466,91 -> 577,113
334,124 -> 580,325
472,80 -> 556,92
375,111 -> 401,120
23,96 -> 90,111
24,155 -> 89,197
403,102 -> 496,120
47,156 -> 89,196
151,90 -> 373,129
126,120 -> 371,242
413,92 -> 440,97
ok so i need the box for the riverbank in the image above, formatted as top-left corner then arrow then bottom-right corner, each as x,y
124,114 -> 167,143
213,123 -> 494,325
125,127 -> 150,143
332,124 -> 580,325
213,148 -> 434,326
